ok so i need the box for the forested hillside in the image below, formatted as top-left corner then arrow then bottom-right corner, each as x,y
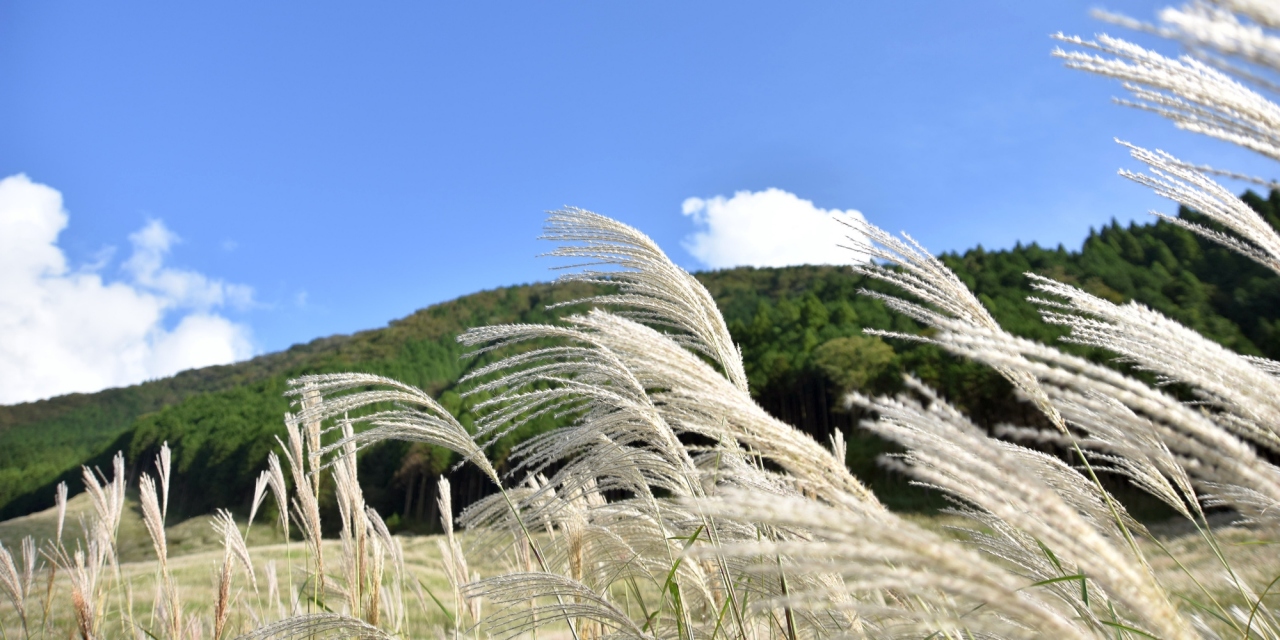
4,193 -> 1279,525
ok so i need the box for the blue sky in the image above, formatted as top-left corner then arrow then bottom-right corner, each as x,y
2,1 -> 1276,402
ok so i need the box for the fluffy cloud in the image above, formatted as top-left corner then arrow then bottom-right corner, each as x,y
681,188 -> 869,269
0,174 -> 255,405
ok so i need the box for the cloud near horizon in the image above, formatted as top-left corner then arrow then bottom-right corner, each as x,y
0,174 -> 255,405
681,188 -> 869,269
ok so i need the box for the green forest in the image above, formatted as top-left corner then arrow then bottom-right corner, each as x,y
3,191 -> 1280,527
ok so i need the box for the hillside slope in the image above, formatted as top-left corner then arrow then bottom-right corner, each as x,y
4,193 -> 1280,522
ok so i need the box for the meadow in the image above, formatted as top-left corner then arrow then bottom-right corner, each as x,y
3,492 -> 1279,639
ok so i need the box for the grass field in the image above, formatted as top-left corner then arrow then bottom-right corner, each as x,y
4,495 -> 1276,639
0,495 -> 463,639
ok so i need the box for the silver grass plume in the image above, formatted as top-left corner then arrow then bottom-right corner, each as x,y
249,470 -> 272,535
840,215 -> 1070,433
285,372 -> 502,485
1095,2 -> 1280,78
157,441 -> 172,520
54,481 -> 67,547
232,613 -> 392,640
463,210 -> 878,510
0,538 -> 33,636
1030,272 -> 1280,449
848,380 -> 1190,639
139,474 -> 168,567
141,471 -> 182,639
266,452 -> 290,541
301,383 -> 324,501
693,490 -> 1097,640
1053,28 -> 1280,161
48,539 -> 105,640
365,507 -> 405,633
332,419 -> 370,622
1118,141 -> 1280,274
463,572 -> 648,640
279,411 -> 324,598
266,560 -> 284,621
214,509 -> 257,591
435,476 -> 477,630
543,207 -> 749,393
214,508 -> 256,640
922,317 -> 1280,508
81,452 -> 126,561
460,310 -> 879,511
454,213 -> 887,636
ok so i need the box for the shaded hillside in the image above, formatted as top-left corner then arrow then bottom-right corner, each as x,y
4,192 -> 1280,522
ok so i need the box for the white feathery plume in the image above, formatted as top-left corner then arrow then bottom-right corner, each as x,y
462,213 -> 879,510
996,391 -> 1200,521
1095,2 -> 1280,71
214,540 -> 235,640
839,215 -> 1070,433
233,612 -> 393,639
1054,31 -> 1280,161
454,211 -> 895,638
464,572 -> 648,640
213,508 -> 256,591
365,507 -> 404,632
266,560 -> 284,621
332,418 -> 369,621
1244,353 -> 1280,376
54,481 -> 67,548
1117,142 -> 1280,274
249,470 -> 272,533
924,318 -> 1280,519
266,452 -> 290,540
156,441 -> 172,520
287,372 -> 502,486
81,452 -> 125,561
139,474 -> 167,566
20,537 -> 34,605
282,373 -> 595,635
300,383 -> 323,500
846,381 -> 1193,639
140,471 -> 182,639
1217,0 -> 1280,30
0,539 -> 29,635
48,539 -> 105,640
435,476 -> 474,630
279,411 -> 324,597
1030,272 -> 1280,451
364,531 -> 384,628
692,490 -> 1096,640
458,315 -> 801,633
543,206 -> 749,393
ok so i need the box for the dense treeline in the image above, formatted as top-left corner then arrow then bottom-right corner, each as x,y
4,193 -> 1280,526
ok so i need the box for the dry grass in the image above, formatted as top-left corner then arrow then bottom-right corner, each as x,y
0,511 -> 469,638
3,509 -> 1273,639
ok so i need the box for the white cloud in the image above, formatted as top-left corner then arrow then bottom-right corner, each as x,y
681,188 -> 869,269
0,174 -> 255,405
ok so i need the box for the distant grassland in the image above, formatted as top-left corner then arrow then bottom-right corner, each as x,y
0,495 -> 456,638
3,195 -> 1280,524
